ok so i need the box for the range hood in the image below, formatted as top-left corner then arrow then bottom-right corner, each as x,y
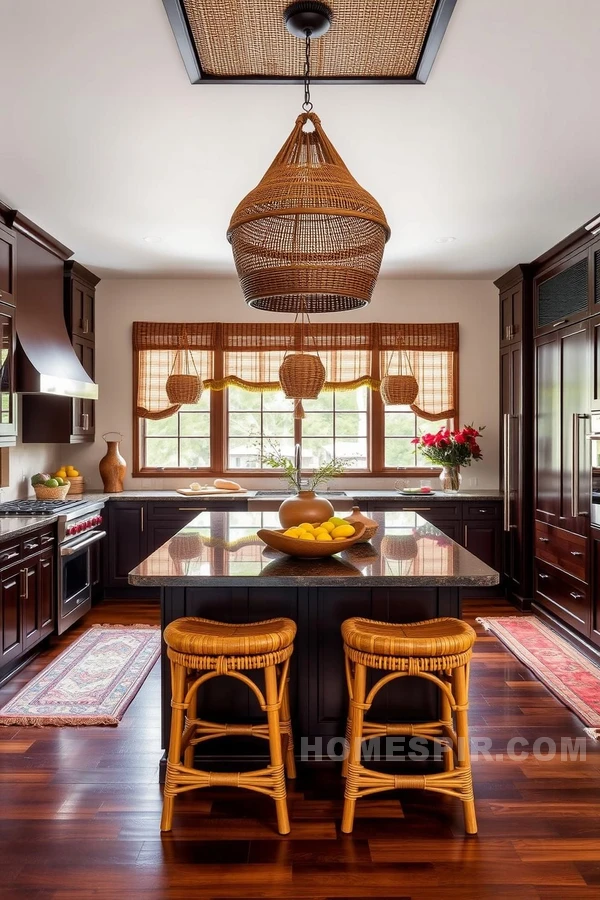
14,224 -> 98,400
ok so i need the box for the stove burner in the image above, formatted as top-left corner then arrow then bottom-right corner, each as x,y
0,499 -> 89,516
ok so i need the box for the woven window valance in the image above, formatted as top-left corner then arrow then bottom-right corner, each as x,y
133,321 -> 458,419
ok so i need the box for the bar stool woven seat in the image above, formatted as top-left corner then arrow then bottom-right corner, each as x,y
342,616 -> 475,669
161,616 -> 297,835
164,616 -> 296,667
341,616 -> 478,836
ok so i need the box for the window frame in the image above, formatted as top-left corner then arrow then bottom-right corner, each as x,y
133,331 -> 458,478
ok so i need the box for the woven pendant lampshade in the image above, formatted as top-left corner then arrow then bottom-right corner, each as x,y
279,352 -> 326,419
380,374 -> 419,406
165,332 -> 203,405
227,111 -> 391,313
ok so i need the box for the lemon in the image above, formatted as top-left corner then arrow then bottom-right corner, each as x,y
329,516 -> 347,526
313,527 -> 328,536
320,521 -> 335,533
298,523 -> 315,532
69,468 -> 80,477
331,524 -> 355,539
283,528 -> 302,538
299,532 -> 316,541
316,532 -> 333,542
333,536 -> 346,541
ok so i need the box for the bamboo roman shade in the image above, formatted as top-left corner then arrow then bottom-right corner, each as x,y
133,323 -> 215,420
133,322 -> 457,419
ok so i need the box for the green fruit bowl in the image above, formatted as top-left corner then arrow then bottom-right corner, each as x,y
257,523 -> 366,558
33,483 -> 71,501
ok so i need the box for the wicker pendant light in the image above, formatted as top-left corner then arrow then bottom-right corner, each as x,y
165,329 -> 203,405
380,349 -> 419,406
279,308 -> 326,418
227,3 -> 390,314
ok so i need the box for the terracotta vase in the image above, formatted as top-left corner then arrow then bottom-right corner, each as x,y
99,432 -> 127,493
343,506 -> 379,543
278,491 -> 334,528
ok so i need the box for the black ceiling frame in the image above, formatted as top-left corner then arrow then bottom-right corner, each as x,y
162,0 -> 457,85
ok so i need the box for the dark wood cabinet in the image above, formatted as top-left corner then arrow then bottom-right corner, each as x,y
0,301 -> 17,444
535,322 -> 590,534
0,526 -> 57,683
534,249 -> 590,335
71,336 -> 95,438
497,265 -> 534,609
463,520 -> 502,572
590,527 -> 600,648
0,224 -> 16,307
66,273 -> 96,341
104,499 -> 249,597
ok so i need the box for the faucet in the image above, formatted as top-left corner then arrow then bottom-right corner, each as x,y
294,443 -> 302,491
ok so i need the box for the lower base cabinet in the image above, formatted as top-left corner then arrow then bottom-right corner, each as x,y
0,527 -> 56,683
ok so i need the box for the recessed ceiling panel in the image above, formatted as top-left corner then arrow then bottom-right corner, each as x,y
163,0 -> 456,83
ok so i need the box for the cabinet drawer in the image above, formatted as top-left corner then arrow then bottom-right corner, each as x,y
391,503 -> 461,520
147,501 -> 208,520
535,521 -> 587,582
21,534 -> 42,556
463,504 -> 502,520
0,542 -> 20,569
535,561 -> 589,632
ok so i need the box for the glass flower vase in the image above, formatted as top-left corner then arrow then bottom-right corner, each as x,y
439,465 -> 462,493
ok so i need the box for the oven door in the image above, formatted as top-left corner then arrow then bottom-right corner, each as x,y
57,530 -> 106,634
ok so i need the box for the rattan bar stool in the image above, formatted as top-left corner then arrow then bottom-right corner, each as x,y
161,616 -> 297,835
340,616 -> 477,835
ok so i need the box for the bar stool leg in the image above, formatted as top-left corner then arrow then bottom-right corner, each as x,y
161,661 -> 188,832
280,673 -> 297,780
183,672 -> 198,769
341,662 -> 367,834
453,663 -> 477,835
264,665 -> 290,835
342,658 -> 354,778
440,671 -> 455,773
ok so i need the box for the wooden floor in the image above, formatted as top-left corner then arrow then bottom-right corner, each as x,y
1,598 -> 599,899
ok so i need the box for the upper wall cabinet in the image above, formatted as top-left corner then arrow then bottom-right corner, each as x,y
0,224 -> 16,307
500,281 -> 524,345
535,249 -> 590,335
65,262 -> 98,341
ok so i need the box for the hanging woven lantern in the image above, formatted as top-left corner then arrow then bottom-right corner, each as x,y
380,375 -> 419,406
380,347 -> 419,406
227,3 -> 390,314
165,331 -> 203,405
279,352 -> 325,419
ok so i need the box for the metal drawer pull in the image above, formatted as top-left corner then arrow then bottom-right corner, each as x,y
570,551 -> 583,557
41,535 -> 54,544
538,573 -> 549,580
552,319 -> 568,327
569,592 -> 584,600
478,509 -> 488,513
178,508 -> 207,512
538,537 -> 550,543
23,542 -> 38,551
402,507 -> 431,512
1,550 -> 19,562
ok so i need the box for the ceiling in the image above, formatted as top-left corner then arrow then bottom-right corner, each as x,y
0,0 -> 599,280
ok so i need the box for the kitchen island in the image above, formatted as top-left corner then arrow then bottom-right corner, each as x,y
129,509 -> 499,767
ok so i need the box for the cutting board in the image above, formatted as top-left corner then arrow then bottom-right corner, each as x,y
175,487 -> 248,496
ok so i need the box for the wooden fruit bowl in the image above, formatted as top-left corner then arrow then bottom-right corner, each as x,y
257,523 -> 366,558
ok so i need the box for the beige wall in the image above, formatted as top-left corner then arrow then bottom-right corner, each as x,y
62,277 -> 500,491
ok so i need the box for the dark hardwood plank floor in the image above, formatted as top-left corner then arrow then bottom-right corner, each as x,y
0,597 -> 599,898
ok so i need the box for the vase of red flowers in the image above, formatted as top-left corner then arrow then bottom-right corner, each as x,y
412,425 -> 484,493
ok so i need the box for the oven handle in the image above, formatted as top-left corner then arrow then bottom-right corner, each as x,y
60,530 -> 106,557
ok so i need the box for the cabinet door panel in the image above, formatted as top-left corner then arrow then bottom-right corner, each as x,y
0,302 -> 16,440
0,227 -> 15,303
559,323 -> 590,533
22,561 -> 40,650
0,563 -> 22,665
464,522 -> 501,571
107,503 -> 147,587
535,335 -> 561,520
39,551 -> 55,636
535,253 -> 589,333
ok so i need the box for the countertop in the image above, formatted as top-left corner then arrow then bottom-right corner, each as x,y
129,510 -> 500,588
0,517 -> 55,540
82,489 -> 503,502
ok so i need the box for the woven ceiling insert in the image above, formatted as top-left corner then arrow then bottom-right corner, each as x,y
165,0 -> 455,83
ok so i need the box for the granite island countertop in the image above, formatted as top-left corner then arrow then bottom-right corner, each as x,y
129,509 -> 500,588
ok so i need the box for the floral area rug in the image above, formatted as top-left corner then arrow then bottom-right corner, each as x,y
477,615 -> 600,740
0,625 -> 160,726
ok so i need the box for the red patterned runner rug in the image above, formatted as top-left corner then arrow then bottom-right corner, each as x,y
477,615 -> 600,740
0,625 -> 160,726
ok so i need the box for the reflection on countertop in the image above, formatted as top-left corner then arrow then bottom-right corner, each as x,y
129,510 -> 500,588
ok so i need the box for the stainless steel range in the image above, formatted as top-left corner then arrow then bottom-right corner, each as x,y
0,498 -> 106,634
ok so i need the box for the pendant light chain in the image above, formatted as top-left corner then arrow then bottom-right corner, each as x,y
302,32 -> 313,112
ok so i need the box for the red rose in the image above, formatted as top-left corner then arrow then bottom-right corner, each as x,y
454,432 -> 466,444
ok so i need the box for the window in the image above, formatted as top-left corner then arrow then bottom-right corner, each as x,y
302,387 -> 369,470
384,406 -> 449,468
227,387 -> 294,469
133,322 -> 458,477
142,392 -> 211,469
